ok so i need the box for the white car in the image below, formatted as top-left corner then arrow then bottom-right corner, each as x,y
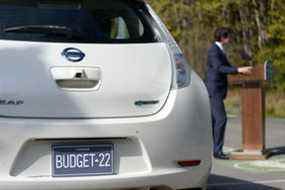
0,0 -> 212,190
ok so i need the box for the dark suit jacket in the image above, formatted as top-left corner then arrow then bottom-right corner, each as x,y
205,43 -> 238,99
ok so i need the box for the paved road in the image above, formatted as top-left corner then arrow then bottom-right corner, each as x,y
208,117 -> 285,190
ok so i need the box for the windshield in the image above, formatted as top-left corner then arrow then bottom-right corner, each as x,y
0,0 -> 160,43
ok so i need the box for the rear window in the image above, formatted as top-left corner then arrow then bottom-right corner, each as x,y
0,0 -> 160,43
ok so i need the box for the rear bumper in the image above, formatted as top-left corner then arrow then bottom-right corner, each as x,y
0,73 -> 212,190
1,169 -> 210,190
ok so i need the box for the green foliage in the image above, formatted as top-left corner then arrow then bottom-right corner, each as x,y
257,1 -> 285,91
148,0 -> 285,92
148,0 -> 192,48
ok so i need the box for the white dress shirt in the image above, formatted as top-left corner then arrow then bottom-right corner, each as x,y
215,41 -> 224,53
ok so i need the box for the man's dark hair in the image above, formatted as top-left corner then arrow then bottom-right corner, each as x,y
214,27 -> 231,42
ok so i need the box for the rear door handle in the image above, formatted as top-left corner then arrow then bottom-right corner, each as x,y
55,79 -> 100,89
51,67 -> 102,90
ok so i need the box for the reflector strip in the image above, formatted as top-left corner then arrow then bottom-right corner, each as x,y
177,160 -> 201,167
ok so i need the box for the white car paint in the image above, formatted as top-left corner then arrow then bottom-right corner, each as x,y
0,1 -> 212,190
0,41 -> 172,118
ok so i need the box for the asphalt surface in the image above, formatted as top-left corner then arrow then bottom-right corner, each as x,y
208,117 -> 285,190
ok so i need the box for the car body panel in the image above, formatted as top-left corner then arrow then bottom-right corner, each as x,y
0,1 -> 212,189
0,72 -> 212,190
0,41 -> 172,118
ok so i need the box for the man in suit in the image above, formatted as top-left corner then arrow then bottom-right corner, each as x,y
205,27 -> 252,160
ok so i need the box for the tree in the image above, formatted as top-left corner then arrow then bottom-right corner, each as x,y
148,0 -> 285,91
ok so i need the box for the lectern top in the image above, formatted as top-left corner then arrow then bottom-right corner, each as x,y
229,63 -> 273,85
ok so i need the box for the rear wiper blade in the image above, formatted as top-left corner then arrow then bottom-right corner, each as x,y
4,25 -> 73,34
3,25 -> 85,41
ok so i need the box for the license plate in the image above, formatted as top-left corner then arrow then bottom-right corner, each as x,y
52,143 -> 114,177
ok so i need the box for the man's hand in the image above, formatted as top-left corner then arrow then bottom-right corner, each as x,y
238,66 -> 253,75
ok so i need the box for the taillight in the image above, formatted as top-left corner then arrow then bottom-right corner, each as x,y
166,39 -> 191,89
145,4 -> 191,89
174,53 -> 191,88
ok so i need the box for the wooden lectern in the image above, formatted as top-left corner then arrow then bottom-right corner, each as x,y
228,63 -> 272,160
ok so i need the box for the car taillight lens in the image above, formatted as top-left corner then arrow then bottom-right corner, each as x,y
145,4 -> 191,89
173,52 -> 191,89
145,4 -> 190,89
174,53 -> 190,88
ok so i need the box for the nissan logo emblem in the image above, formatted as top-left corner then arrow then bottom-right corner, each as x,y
62,48 -> 85,62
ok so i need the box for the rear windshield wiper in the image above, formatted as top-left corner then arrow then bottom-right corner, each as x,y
3,25 -> 83,40
4,25 -> 71,33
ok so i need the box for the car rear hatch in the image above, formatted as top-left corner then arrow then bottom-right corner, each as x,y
0,0 -> 172,118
